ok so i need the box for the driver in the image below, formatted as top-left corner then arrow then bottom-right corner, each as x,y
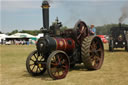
90,24 -> 96,36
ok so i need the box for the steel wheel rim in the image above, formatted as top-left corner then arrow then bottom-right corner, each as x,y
89,38 -> 104,69
50,53 -> 69,79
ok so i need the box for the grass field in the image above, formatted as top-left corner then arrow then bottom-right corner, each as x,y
0,44 -> 128,85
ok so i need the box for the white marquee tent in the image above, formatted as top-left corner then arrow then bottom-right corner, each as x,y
0,34 -> 8,42
10,33 -> 36,38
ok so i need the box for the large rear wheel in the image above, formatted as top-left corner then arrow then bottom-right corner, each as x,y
47,50 -> 70,80
81,36 -> 104,70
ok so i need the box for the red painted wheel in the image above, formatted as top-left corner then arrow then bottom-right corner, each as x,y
47,50 -> 70,80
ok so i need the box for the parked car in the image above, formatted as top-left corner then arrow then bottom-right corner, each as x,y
97,35 -> 108,43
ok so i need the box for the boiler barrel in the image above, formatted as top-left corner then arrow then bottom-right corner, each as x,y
54,38 -> 75,52
37,37 -> 75,54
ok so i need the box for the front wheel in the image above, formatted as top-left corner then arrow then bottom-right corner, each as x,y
26,50 -> 46,76
47,50 -> 70,80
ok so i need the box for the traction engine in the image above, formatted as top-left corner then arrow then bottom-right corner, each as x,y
26,0 -> 104,80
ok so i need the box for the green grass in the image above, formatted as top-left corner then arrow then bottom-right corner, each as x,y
0,44 -> 128,85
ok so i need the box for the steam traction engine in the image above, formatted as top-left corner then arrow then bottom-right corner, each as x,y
109,23 -> 128,51
26,1 -> 104,80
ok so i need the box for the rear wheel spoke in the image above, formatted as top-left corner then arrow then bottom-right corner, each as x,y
96,57 -> 101,62
96,48 -> 102,52
62,65 -> 67,69
90,56 -> 95,61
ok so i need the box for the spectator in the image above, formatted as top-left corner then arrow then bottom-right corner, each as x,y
90,24 -> 96,36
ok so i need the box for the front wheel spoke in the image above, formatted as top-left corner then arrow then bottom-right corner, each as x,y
34,54 -> 38,60
38,66 -> 42,72
32,65 -> 35,71
36,66 -> 38,73
30,58 -> 35,62
39,57 -> 43,61
29,64 -> 34,66
40,57 -> 45,61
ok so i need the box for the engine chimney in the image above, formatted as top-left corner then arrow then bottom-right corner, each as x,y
41,0 -> 50,30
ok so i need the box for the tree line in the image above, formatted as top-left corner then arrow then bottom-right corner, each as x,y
95,23 -> 128,35
1,23 -> 128,35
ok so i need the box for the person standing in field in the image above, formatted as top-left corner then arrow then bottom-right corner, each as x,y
90,24 -> 96,36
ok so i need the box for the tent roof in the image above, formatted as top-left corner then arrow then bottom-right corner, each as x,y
0,34 -> 8,38
0,34 -> 8,37
6,35 -> 20,38
11,33 -> 36,38
0,33 -> 36,39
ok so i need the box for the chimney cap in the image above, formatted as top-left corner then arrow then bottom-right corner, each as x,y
42,0 -> 50,8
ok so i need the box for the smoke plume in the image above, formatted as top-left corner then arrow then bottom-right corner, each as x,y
119,3 -> 128,23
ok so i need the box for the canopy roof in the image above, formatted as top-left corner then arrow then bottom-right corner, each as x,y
12,33 -> 36,38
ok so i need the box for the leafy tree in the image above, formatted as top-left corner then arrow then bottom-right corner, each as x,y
7,23 -> 128,36
0,31 -> 3,34
95,23 -> 128,35
19,30 -> 41,35
8,29 -> 18,35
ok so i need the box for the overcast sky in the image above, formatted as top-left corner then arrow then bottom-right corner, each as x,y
0,0 -> 128,33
